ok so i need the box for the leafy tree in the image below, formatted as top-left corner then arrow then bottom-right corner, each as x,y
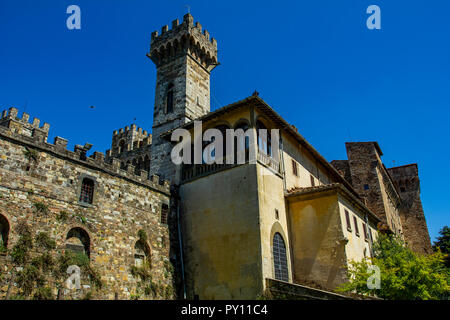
337,234 -> 450,300
433,226 -> 450,268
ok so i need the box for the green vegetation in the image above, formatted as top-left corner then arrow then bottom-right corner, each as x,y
2,221 -> 102,300
433,226 -> 450,268
337,234 -> 450,300
33,202 -> 49,216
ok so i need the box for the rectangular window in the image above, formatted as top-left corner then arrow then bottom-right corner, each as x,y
344,210 -> 351,231
363,223 -> 368,241
353,216 -> 359,236
161,204 -> 169,225
310,175 -> 315,187
292,160 -> 298,176
369,228 -> 373,241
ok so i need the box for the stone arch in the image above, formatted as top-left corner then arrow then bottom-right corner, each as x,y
118,139 -> 126,153
270,221 -> 291,282
0,213 -> 10,250
65,226 -> 91,258
133,236 -> 151,268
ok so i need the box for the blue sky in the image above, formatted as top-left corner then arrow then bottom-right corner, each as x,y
0,0 -> 448,241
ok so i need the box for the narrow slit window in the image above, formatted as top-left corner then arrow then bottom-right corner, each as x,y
166,83 -> 174,113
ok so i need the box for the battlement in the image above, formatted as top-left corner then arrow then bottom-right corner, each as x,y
148,14 -> 218,71
0,113 -> 169,194
0,107 -> 50,142
110,124 -> 152,156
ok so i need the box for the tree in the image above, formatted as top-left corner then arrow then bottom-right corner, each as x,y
433,226 -> 450,268
337,234 -> 450,300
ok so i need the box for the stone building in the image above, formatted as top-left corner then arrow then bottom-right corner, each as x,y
0,13 -> 432,300
0,109 -> 173,299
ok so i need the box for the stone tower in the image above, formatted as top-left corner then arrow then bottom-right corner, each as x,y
147,14 -> 219,182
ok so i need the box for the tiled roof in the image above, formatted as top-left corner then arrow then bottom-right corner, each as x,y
286,183 -> 380,223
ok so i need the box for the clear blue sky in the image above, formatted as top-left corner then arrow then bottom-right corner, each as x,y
1,0 -> 448,242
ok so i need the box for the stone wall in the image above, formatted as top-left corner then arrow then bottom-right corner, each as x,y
0,118 -> 175,300
388,164 -> 432,254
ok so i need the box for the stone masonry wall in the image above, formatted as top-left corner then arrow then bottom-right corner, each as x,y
0,115 -> 175,300
388,164 -> 432,254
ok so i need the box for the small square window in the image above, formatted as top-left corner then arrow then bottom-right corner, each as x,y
364,184 -> 369,190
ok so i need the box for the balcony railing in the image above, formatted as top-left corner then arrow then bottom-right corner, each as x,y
181,150 -> 281,182
257,151 -> 281,173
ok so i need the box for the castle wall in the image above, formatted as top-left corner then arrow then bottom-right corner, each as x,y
345,142 -> 403,237
0,122 -> 173,300
388,164 -> 432,254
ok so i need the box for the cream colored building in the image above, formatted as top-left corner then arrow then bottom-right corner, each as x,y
165,96 -> 380,299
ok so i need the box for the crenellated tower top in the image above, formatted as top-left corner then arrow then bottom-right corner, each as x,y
147,13 -> 218,72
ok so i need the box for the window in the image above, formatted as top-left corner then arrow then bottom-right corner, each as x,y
310,174 -> 315,187
353,216 -> 360,236
0,214 -> 10,252
364,184 -> 369,190
134,239 -> 150,268
79,178 -> 95,204
275,209 -> 279,220
344,210 -> 351,231
66,227 -> 90,258
166,83 -> 174,113
362,223 -> 368,241
161,204 -> 169,224
273,233 -> 289,282
234,122 -> 250,163
256,121 -> 271,156
118,140 -> 125,154
369,228 -> 373,241
292,160 -> 298,176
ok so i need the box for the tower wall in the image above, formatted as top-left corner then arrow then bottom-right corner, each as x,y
388,164 -> 432,254
148,14 -> 218,182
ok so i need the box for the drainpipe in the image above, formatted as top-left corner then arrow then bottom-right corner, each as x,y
177,199 -> 187,299
365,213 -> 374,257
280,134 -> 287,193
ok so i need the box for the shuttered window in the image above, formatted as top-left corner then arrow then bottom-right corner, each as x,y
292,160 -> 298,176
273,233 -> 289,282
344,210 -> 351,231
161,204 -> 169,224
353,216 -> 360,236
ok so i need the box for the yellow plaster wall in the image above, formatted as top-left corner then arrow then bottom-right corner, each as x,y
179,164 -> 263,299
256,164 -> 292,284
287,192 -> 347,290
337,194 -> 378,262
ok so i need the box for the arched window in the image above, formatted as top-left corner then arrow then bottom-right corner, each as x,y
79,178 -> 95,204
118,140 -> 125,154
134,239 -> 150,268
234,122 -> 250,163
144,155 -> 150,173
273,232 -> 289,282
66,227 -> 90,258
166,83 -> 174,113
256,121 -> 271,156
0,214 -> 10,251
